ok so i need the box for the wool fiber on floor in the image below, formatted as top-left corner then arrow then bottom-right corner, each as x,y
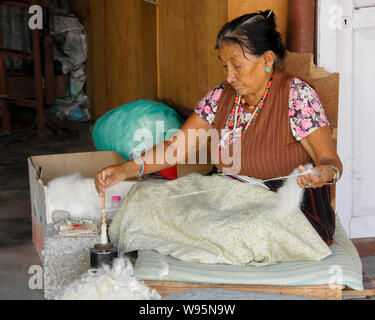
57,257 -> 161,300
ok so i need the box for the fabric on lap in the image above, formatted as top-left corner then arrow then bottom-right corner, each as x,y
134,215 -> 363,291
109,173 -> 331,267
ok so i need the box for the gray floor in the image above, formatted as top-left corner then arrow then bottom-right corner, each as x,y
0,117 -> 96,300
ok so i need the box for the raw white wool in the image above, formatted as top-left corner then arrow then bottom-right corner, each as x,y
275,167 -> 306,219
47,172 -> 102,221
158,255 -> 170,280
57,257 -> 161,300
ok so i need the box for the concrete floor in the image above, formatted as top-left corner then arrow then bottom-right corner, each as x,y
0,117 -> 96,300
0,115 -> 374,300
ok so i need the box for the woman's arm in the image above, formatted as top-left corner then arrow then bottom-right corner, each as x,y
95,112 -> 212,196
298,125 -> 343,189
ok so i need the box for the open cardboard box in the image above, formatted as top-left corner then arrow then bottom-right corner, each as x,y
28,150 -> 213,256
28,151 -> 130,256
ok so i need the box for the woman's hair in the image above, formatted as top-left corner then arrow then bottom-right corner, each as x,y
215,10 -> 286,63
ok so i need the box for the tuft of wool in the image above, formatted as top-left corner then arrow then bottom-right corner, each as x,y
158,256 -> 170,280
275,165 -> 313,219
57,257 -> 161,300
47,172 -> 102,221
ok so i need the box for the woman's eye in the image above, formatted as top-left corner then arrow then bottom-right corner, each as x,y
234,65 -> 241,70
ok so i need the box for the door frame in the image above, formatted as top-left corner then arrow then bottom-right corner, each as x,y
317,0 -> 354,236
318,0 -> 375,238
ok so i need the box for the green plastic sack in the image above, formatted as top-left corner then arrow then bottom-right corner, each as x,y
92,100 -> 183,160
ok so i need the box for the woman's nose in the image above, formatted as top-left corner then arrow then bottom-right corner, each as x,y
226,68 -> 236,84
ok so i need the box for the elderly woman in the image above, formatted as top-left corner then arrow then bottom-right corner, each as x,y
95,10 -> 342,245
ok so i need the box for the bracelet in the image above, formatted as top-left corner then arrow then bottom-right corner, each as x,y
326,165 -> 340,185
131,154 -> 145,178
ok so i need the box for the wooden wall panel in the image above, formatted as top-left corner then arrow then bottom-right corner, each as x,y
140,1 -> 158,100
69,0 -> 157,119
105,0 -> 157,111
157,0 -> 228,110
157,0 -> 289,110
70,0 -> 288,117
86,0 -> 107,120
228,0 -> 289,45
68,0 -> 90,20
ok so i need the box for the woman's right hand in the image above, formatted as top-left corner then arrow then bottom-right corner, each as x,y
95,164 -> 128,197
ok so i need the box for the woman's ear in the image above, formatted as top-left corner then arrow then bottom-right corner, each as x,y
263,51 -> 275,68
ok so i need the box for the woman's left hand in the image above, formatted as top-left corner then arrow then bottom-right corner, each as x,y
297,165 -> 335,189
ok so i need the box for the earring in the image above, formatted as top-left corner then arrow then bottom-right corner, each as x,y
265,66 -> 271,73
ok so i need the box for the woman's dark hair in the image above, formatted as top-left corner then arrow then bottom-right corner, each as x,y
215,10 -> 286,63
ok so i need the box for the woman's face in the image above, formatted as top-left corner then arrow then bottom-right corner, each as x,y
218,42 -> 272,99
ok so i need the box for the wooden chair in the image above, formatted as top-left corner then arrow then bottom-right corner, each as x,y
0,0 -> 71,140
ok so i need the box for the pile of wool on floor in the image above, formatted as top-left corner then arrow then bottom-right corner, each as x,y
57,257 -> 161,300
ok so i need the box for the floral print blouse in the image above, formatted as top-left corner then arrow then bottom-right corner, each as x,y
194,77 -> 330,141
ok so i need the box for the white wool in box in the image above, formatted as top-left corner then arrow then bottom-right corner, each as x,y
47,172 -> 102,221
57,257 -> 161,300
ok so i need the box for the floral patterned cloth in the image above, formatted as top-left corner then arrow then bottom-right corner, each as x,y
109,173 -> 331,266
194,77 -> 330,141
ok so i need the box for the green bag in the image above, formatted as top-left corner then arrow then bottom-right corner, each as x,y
92,100 -> 183,160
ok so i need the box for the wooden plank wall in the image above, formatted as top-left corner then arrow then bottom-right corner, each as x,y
70,0 -> 288,117
157,0 -> 289,110
228,0 -> 289,44
69,0 -> 157,119
157,0 -> 228,110
87,0 -> 107,120
104,0 -> 157,111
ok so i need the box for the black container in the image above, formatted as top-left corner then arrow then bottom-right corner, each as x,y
90,243 -> 118,269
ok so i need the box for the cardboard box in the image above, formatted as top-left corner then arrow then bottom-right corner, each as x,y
28,150 -> 214,259
27,150 -> 213,299
28,151 -> 138,259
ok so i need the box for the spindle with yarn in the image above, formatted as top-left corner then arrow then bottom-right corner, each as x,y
90,171 -> 118,268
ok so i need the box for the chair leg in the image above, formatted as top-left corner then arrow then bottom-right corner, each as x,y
0,10 -> 11,135
31,28 -> 47,139
0,102 -> 11,134
44,35 -> 55,106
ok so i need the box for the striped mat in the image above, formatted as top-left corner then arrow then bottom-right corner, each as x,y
134,215 -> 363,291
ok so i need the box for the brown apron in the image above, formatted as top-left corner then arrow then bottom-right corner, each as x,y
211,70 -> 335,245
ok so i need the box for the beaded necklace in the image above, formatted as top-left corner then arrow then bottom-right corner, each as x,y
232,75 -> 273,132
218,75 -> 273,151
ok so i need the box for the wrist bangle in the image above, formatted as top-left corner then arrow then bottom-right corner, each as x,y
326,165 -> 340,184
131,154 -> 145,178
